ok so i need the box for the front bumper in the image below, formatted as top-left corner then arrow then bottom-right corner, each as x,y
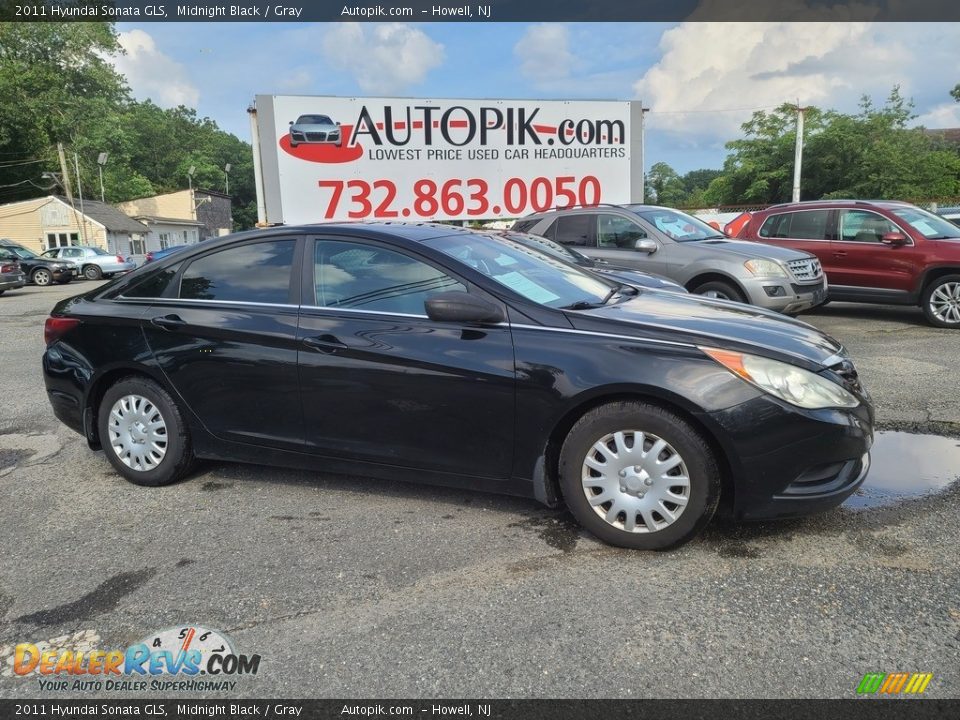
701,393 -> 874,520
744,277 -> 828,314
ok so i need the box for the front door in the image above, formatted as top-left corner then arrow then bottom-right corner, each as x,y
297,236 -> 516,479
830,209 -> 924,293
139,236 -> 305,449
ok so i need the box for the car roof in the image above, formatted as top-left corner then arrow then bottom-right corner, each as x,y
760,199 -> 916,212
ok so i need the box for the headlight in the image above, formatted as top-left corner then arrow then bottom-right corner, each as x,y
702,347 -> 859,409
51,263 -> 63,270
744,259 -> 788,278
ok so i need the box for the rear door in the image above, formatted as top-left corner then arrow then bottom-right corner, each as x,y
296,236 -> 516,478
754,209 -> 835,274
139,236 -> 305,450
830,209 -> 923,292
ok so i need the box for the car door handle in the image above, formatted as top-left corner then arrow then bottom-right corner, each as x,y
151,314 -> 186,330
302,334 -> 345,353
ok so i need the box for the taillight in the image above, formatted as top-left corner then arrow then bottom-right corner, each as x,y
0,263 -> 16,273
145,252 -> 154,262
44,317 -> 80,346
116,255 -> 124,263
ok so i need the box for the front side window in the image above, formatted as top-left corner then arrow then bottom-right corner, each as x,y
838,210 -> 899,243
425,233 -> 614,309
554,214 -> 595,247
597,214 -> 647,248
41,249 -> 60,258
180,239 -> 296,304
313,240 -> 465,315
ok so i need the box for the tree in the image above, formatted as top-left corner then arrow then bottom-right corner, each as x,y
952,84 -> 960,103
646,162 -> 687,205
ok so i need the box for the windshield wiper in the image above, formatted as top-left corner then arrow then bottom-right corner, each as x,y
562,284 -> 633,310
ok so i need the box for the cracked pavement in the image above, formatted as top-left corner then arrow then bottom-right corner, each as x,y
1,283 -> 958,698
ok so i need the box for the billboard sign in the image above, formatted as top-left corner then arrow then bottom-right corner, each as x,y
252,95 -> 641,224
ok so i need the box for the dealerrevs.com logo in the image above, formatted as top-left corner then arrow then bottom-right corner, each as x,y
10,626 -> 260,692
856,672 -> 933,696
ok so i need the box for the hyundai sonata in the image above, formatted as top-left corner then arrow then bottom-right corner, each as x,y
42,223 -> 873,549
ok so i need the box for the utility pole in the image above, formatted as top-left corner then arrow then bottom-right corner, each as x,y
56,143 -> 75,202
632,102 -> 650,204
73,152 -> 88,244
788,102 -> 808,203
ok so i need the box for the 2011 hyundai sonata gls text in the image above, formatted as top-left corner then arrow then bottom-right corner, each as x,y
42,224 -> 874,550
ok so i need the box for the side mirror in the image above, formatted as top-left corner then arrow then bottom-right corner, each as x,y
425,291 -> 503,324
288,120 -> 294,125
881,232 -> 908,246
336,121 -> 341,125
635,238 -> 657,253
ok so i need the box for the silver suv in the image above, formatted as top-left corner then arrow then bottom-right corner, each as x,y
514,204 -> 827,314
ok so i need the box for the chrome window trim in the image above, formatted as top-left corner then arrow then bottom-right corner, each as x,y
115,296 -> 300,310
301,304 -> 429,320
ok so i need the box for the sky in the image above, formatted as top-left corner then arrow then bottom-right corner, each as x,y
113,21 -> 960,174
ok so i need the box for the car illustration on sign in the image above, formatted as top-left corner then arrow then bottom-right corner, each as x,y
288,114 -> 342,147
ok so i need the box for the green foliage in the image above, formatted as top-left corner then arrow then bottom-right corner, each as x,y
708,87 -> 960,205
0,22 -> 257,229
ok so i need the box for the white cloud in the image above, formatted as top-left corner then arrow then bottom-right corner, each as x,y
633,22 -> 904,137
915,103 -> 960,129
112,29 -> 200,108
321,24 -> 444,94
514,24 -> 575,89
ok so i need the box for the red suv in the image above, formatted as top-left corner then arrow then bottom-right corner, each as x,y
734,200 -> 960,328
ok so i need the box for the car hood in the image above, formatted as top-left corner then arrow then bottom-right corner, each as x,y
590,265 -> 687,292
694,238 -> 814,262
566,289 -> 844,368
292,122 -> 339,131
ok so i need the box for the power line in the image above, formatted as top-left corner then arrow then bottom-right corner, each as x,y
647,104 -> 783,115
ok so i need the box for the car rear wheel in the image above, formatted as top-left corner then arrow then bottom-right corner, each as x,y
558,401 -> 720,550
691,280 -> 746,303
32,268 -> 52,286
83,264 -> 103,280
922,274 -> 960,328
98,377 -> 194,487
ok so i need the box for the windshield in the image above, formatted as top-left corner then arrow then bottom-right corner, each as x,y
891,207 -> 960,239
296,115 -> 332,125
425,233 -> 614,309
626,206 -> 726,242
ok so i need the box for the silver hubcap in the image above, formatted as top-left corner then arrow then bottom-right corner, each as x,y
108,395 -> 168,471
702,289 -> 730,300
930,282 -> 960,324
581,430 -> 690,534
34,270 -> 50,285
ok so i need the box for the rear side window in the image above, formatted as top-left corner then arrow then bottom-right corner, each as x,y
123,263 -> 182,298
179,240 -> 296,304
760,211 -> 830,240
554,214 -> 595,246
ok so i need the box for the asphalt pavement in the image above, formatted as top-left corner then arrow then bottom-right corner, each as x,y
1,283 -> 958,699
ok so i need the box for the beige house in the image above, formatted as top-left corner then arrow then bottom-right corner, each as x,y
0,196 -> 148,256
117,189 -> 232,242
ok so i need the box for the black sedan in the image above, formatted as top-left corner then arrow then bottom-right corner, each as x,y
0,241 -> 77,286
42,223 -> 874,549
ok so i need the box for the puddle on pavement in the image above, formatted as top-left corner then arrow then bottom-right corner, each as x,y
844,431 -> 960,510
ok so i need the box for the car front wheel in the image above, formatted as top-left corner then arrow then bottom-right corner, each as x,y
922,274 -> 960,328
559,401 -> 720,550
98,377 -> 194,486
32,268 -> 52,286
691,280 -> 746,303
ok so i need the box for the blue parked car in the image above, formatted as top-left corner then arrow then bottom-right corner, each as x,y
145,245 -> 190,264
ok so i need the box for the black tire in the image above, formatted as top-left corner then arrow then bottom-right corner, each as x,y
691,279 -> 746,303
32,268 -> 52,286
0,290 -> 5,296
83,264 -> 103,280
97,376 -> 194,487
558,401 -> 720,550
921,274 -> 960,328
